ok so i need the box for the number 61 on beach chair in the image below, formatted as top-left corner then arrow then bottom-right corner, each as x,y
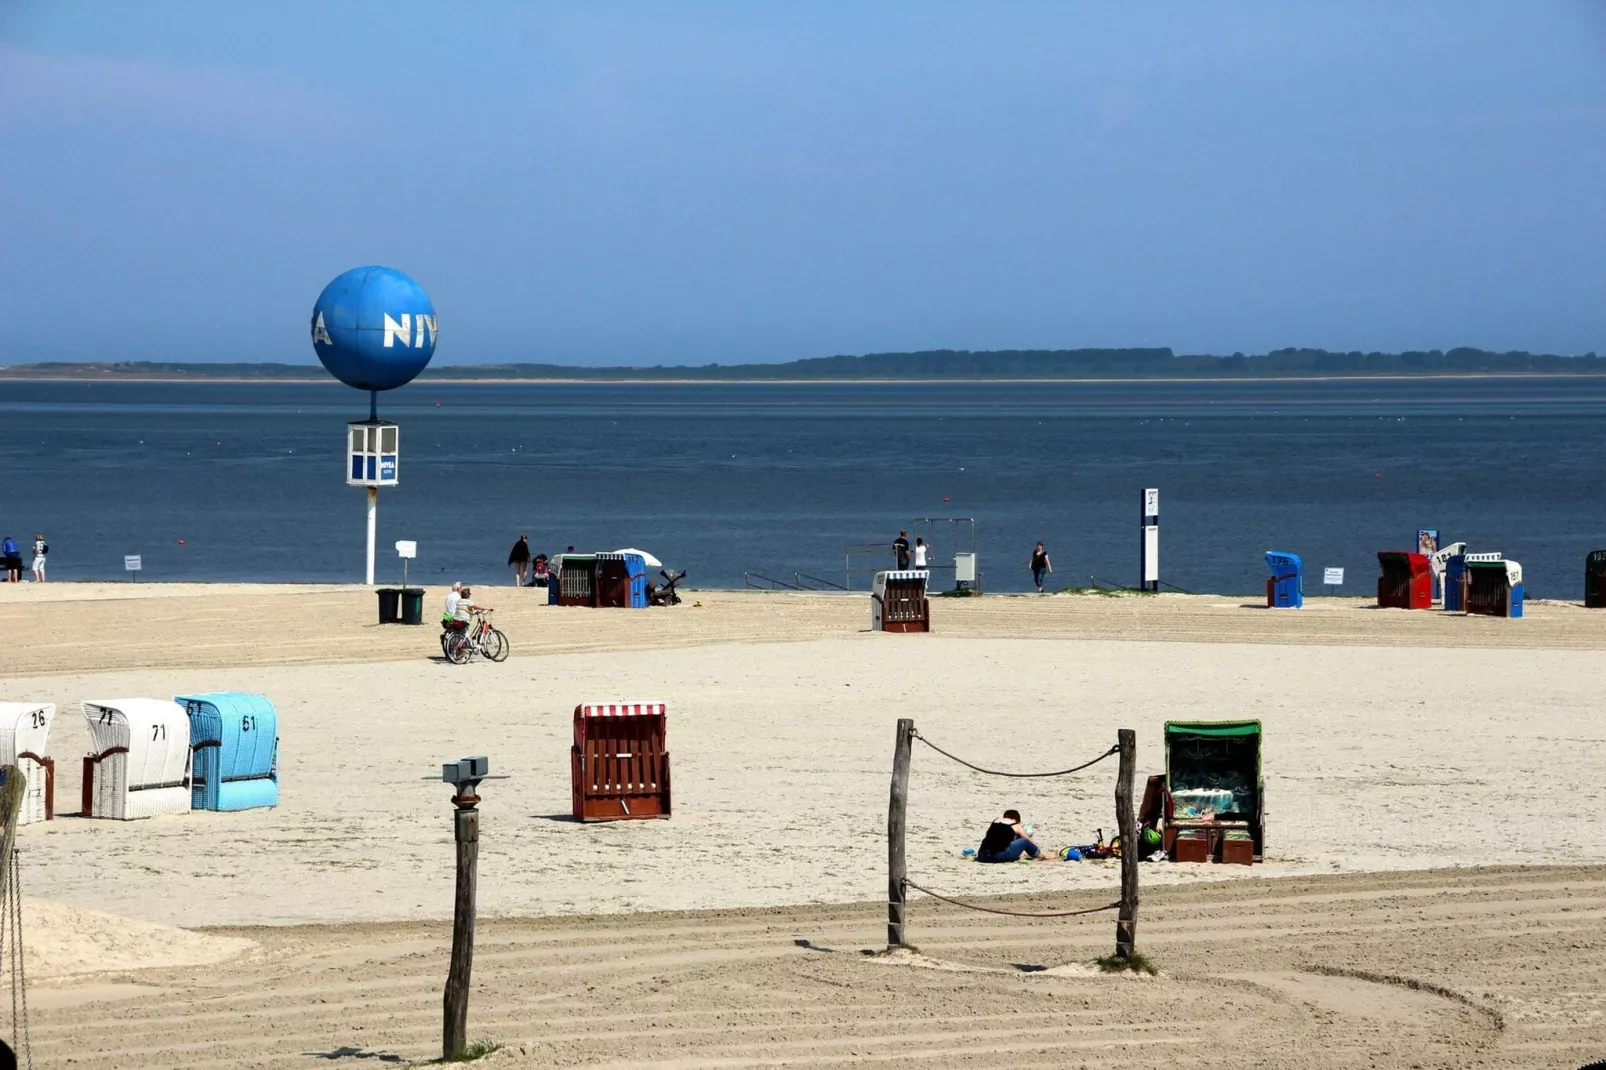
176,692 -> 280,811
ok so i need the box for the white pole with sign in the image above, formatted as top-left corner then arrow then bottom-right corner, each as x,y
1140,488 -> 1159,592
396,539 -> 417,589
347,421 -> 400,586
124,554 -> 142,582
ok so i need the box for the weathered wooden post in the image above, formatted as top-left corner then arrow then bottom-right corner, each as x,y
1114,728 -> 1139,959
887,718 -> 914,948
439,756 -> 492,1061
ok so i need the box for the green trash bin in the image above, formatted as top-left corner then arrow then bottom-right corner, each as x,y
376,587 -> 402,624
399,587 -> 426,625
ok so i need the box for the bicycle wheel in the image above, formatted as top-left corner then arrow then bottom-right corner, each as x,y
485,628 -> 509,662
445,631 -> 473,664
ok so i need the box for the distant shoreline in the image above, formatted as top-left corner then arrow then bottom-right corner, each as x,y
5,372 -> 1606,385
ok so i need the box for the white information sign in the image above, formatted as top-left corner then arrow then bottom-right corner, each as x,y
395,540 -> 418,559
1323,567 -> 1344,586
1143,487 -> 1159,516
124,555 -> 142,572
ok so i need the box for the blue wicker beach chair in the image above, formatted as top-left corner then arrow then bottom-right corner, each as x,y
176,692 -> 279,812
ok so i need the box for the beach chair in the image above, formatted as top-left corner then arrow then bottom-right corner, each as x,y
82,699 -> 192,820
0,702 -> 55,824
871,570 -> 931,632
1162,720 -> 1264,863
176,692 -> 280,811
1465,559 -> 1524,618
1264,552 -> 1302,608
595,552 -> 649,608
558,554 -> 600,607
1586,550 -> 1606,608
1376,551 -> 1432,609
571,702 -> 671,821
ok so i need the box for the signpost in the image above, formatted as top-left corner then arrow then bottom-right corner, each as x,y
435,756 -> 507,1061
396,540 -> 417,589
1139,488 -> 1159,592
123,555 -> 141,582
1322,567 -> 1344,594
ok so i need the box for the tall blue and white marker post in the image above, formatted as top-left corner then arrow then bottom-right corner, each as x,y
1139,488 -> 1159,592
310,267 -> 438,584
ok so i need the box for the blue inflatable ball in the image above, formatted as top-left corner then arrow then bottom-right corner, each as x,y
310,266 -> 437,391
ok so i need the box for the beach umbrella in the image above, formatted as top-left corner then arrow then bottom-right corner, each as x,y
613,547 -> 663,568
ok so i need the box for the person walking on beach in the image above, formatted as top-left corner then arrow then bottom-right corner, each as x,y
893,530 -> 911,571
1029,541 -> 1052,593
508,534 -> 531,587
912,537 -> 928,570
0,536 -> 19,583
30,533 -> 47,583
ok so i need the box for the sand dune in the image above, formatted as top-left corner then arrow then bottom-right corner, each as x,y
22,898 -> 253,980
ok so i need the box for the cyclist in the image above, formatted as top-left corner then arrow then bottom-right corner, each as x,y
454,586 -> 477,628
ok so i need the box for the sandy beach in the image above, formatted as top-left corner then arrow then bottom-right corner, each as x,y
4,584 -> 1606,1067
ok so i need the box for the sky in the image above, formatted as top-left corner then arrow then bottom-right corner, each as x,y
1,2 -> 1604,366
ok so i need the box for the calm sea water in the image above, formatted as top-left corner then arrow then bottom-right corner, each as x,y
1,377 -> 1603,597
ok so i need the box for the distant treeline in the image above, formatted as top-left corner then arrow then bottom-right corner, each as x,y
2,348 -> 1603,381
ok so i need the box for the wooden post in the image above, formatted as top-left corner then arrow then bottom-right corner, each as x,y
443,790 -> 480,1060
887,718 -> 914,948
1114,728 -> 1139,960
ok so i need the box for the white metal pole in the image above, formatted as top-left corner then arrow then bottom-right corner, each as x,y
366,486 -> 378,586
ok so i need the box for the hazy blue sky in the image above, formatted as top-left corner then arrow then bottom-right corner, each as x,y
2,2 -> 1603,365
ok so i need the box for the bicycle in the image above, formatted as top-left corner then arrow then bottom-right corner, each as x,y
443,608 -> 509,664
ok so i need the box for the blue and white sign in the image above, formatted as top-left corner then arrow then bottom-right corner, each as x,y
347,421 -> 400,488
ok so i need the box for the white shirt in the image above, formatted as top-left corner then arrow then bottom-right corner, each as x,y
444,590 -> 461,617
913,544 -> 928,568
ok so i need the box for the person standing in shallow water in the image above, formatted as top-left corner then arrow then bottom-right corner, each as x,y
1029,541 -> 1052,593
508,534 -> 531,587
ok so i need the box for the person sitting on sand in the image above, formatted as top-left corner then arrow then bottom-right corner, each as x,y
977,809 -> 1049,863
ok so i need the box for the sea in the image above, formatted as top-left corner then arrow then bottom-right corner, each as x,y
1,377 -> 1602,597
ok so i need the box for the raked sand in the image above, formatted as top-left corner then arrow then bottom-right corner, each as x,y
3,585 -> 1606,1067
